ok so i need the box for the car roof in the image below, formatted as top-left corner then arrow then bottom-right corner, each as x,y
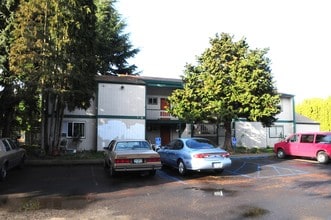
114,139 -> 149,142
293,132 -> 331,135
174,137 -> 210,141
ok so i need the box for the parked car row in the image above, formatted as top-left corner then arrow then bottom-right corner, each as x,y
0,138 -> 26,181
103,137 -> 232,177
104,131 -> 331,178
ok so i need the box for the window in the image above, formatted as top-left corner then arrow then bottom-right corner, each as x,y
269,126 -> 284,138
316,134 -> 331,143
67,122 -> 85,138
148,97 -> 158,105
2,140 -> 11,151
301,134 -> 314,143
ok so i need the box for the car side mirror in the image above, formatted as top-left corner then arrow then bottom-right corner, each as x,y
103,147 -> 109,150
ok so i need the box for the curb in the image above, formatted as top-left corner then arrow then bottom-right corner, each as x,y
26,159 -> 103,166
230,153 -> 274,159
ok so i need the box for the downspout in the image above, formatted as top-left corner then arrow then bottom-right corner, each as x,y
292,96 -> 296,134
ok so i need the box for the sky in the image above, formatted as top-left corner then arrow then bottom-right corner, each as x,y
115,0 -> 331,103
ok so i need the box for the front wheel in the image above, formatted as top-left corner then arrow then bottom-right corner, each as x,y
178,160 -> 187,176
276,149 -> 286,159
0,166 -> 7,181
317,151 -> 329,164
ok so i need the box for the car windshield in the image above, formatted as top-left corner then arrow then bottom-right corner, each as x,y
185,139 -> 216,149
115,141 -> 151,150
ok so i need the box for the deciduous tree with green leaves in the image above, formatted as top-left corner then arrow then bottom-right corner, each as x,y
296,98 -> 331,131
167,33 -> 280,151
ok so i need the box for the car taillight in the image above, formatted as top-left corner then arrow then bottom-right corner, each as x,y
221,152 -> 230,158
146,158 -> 161,162
193,153 -> 230,158
115,159 -> 131,163
193,153 -> 209,158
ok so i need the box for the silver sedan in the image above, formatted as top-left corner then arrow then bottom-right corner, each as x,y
157,137 -> 232,176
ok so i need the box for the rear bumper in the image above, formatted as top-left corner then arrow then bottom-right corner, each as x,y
186,158 -> 232,171
114,164 -> 162,172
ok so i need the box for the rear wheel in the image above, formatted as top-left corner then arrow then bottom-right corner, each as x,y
109,163 -> 117,177
214,169 -> 224,175
317,151 -> 329,164
277,149 -> 286,159
149,170 -> 156,176
178,160 -> 187,176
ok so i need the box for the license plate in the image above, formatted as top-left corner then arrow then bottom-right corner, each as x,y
213,162 -> 222,168
133,159 -> 143,164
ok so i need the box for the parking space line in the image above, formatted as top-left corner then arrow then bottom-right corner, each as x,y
226,161 -> 309,179
157,170 -> 187,184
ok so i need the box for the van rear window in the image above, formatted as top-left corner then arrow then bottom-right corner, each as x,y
316,134 -> 331,143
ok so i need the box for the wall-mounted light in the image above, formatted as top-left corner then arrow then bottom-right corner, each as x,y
120,85 -> 124,90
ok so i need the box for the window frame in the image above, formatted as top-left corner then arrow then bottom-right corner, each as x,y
147,97 -> 158,105
269,126 -> 284,138
67,122 -> 86,139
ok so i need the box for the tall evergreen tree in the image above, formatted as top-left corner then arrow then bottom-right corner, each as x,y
167,33 -> 280,150
0,0 -> 31,138
10,0 -> 97,151
95,0 -> 139,75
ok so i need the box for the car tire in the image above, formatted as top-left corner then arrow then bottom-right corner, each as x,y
317,151 -> 329,164
277,149 -> 286,159
0,166 -> 7,181
103,160 -> 109,170
178,160 -> 187,176
109,164 -> 117,177
149,170 -> 156,176
214,169 -> 224,175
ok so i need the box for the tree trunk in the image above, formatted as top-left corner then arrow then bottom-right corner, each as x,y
223,120 -> 233,152
47,93 -> 65,154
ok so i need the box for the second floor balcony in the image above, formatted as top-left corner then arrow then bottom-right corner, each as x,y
146,109 -> 178,120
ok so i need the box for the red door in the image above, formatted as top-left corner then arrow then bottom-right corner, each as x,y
160,126 -> 170,146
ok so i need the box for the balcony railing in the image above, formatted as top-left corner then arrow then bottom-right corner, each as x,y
146,109 -> 178,120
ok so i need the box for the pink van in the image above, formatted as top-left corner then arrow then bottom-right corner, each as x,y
274,132 -> 331,164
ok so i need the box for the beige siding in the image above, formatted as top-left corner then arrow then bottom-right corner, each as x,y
98,83 -> 145,117
61,118 -> 96,151
97,119 -> 145,150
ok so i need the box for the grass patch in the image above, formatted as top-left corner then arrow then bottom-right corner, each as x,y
23,145 -> 104,160
232,146 -> 273,154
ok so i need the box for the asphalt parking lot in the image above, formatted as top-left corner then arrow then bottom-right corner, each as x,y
0,155 -> 330,219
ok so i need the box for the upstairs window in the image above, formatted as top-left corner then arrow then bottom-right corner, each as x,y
148,97 -> 158,105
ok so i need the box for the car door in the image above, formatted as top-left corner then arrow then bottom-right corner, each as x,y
285,134 -> 301,156
159,141 -> 174,165
167,140 -> 184,167
297,134 -> 315,157
1,139 -> 15,169
6,139 -> 22,166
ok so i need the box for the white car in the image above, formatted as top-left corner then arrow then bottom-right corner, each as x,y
0,138 -> 26,180
157,137 -> 232,176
